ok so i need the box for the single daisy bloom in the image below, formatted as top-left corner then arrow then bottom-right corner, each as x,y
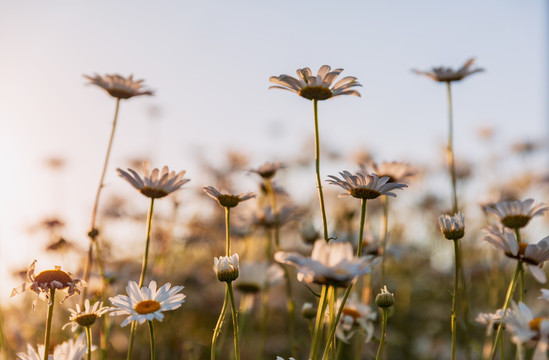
234,262 -> 284,294
52,333 -> 92,360
63,299 -> 111,332
214,254 -> 240,283
335,293 -> 376,343
83,73 -> 154,99
270,65 -> 361,101
475,309 -> 506,335
250,161 -> 285,179
17,344 -> 48,360
438,213 -> 465,240
203,186 -> 255,208
117,161 -> 190,199
506,301 -> 549,345
485,198 -> 548,229
109,280 -> 185,327
365,161 -> 415,183
412,58 -> 484,82
483,226 -> 549,283
274,240 -> 379,287
327,171 -> 407,200
11,260 -> 83,309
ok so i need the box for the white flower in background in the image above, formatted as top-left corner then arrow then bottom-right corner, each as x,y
412,58 -> 484,82
110,280 -> 185,327
438,213 -> 465,240
274,240 -> 379,287
84,73 -> 154,99
327,171 -> 407,200
117,162 -> 190,199
234,262 -> 283,294
365,161 -> 415,183
485,198 -> 548,230
17,344 -> 49,360
250,162 -> 285,179
475,309 -> 506,335
506,302 -> 549,348
334,293 -> 376,343
53,333 -> 92,360
203,186 -> 256,208
63,299 -> 111,332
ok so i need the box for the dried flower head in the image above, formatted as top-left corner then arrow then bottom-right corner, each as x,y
250,162 -> 285,179
412,58 -> 484,82
214,254 -> 240,283
84,73 -> 154,99
203,186 -> 255,208
270,65 -> 361,101
117,162 -> 190,199
485,199 -> 548,229
438,213 -> 465,240
63,299 -> 111,331
327,171 -> 407,200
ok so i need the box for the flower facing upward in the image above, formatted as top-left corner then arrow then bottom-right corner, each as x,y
250,161 -> 285,179
506,302 -> 549,345
203,186 -> 256,208
438,213 -> 465,240
214,254 -> 240,283
412,58 -> 484,82
83,73 -> 154,99
270,65 -> 361,101
327,171 -> 407,200
483,226 -> 549,283
117,162 -> 190,199
11,260 -> 83,309
63,299 -> 111,332
274,240 -> 379,287
109,280 -> 185,327
335,293 -> 376,343
485,198 -> 548,229
366,161 -> 415,183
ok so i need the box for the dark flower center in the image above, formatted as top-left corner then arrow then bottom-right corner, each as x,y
299,86 -> 333,101
501,215 -> 530,229
140,187 -> 168,199
349,188 -> 381,200
217,195 -> 240,208
75,313 -> 99,327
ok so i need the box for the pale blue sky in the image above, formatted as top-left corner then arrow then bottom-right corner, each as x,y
0,1 -> 546,291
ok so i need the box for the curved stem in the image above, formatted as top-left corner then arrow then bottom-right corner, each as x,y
225,207 -> 231,256
451,239 -> 460,360
148,320 -> 156,360
43,288 -> 56,360
375,308 -> 388,360
380,197 -> 389,286
227,282 -> 240,360
85,326 -> 92,360
310,285 -> 329,360
211,287 -> 230,360
313,99 -> 329,241
139,198 -> 156,288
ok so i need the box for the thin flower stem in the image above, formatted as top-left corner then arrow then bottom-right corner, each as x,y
310,285 -> 329,360
321,285 -> 353,360
225,207 -> 231,256
357,199 -> 367,258
489,260 -> 522,360
211,287 -> 230,360
375,308 -> 388,360
264,179 -> 280,250
451,239 -> 460,360
148,320 -> 156,360
227,282 -> 240,360
514,229 -> 525,302
445,81 -> 458,214
43,288 -> 56,360
85,326 -> 92,360
83,97 -> 121,299
380,196 -> 389,287
127,322 -> 136,360
313,99 -> 329,242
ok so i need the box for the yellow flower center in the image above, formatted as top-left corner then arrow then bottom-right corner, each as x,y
349,188 -> 381,200
299,86 -> 333,101
342,307 -> 361,321
505,243 -> 539,265
75,313 -> 99,327
34,270 -> 72,289
140,187 -> 168,199
134,300 -> 161,314
529,317 -> 543,332
501,215 -> 530,229
217,195 -> 240,208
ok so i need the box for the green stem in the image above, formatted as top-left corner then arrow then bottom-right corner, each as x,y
225,207 -> 231,256
227,283 -> 240,360
211,287 -> 230,360
357,199 -> 367,258
85,326 -> 92,360
148,320 -> 156,360
310,285 -> 329,360
380,197 -> 389,287
375,308 -> 388,360
265,179 -> 281,251
489,261 -> 523,359
451,239 -> 460,360
83,97 -> 121,298
127,322 -> 136,360
446,81 -> 458,214
313,99 -> 329,241
321,285 -> 353,360
139,197 -> 156,287
43,288 -> 56,360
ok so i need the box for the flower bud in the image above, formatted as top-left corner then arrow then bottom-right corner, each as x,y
375,286 -> 394,308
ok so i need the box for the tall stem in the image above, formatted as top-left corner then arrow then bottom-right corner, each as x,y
211,288 -> 230,360
375,308 -> 388,360
380,197 -> 389,287
451,239 -> 460,360
85,326 -> 92,360
227,282 -> 240,360
148,320 -> 156,360
43,289 -> 56,360
225,207 -> 231,256
310,285 -> 329,360
446,82 -> 458,214
322,285 -> 353,360
313,99 -> 329,241
356,199 -> 367,302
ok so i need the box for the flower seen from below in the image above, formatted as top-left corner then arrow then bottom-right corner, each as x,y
84,73 -> 154,99
203,186 -> 255,208
335,293 -> 376,343
270,65 -> 361,101
11,260 -> 83,309
63,299 -> 111,332
117,162 -> 190,199
274,240 -> 379,287
327,171 -> 407,200
250,161 -> 285,179
109,280 -> 185,327
214,254 -> 240,283
438,213 -> 465,240
412,58 -> 484,82
485,198 -> 548,229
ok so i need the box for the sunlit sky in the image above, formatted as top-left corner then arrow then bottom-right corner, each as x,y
0,1 -> 547,296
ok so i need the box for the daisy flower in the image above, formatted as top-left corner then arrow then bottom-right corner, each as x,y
203,186 -> 255,208
53,333 -> 92,360
63,299 -> 111,332
117,161 -> 190,199
234,262 -> 284,294
506,302 -> 549,345
438,213 -> 465,240
412,58 -> 484,82
475,309 -> 506,335
270,65 -> 361,101
214,254 -> 240,283
334,293 -> 376,343
250,162 -> 285,179
365,161 -> 415,183
109,280 -> 185,327
11,260 -> 83,309
327,171 -> 407,200
83,73 -> 153,99
485,198 -> 548,229
274,240 -> 379,287
17,344 -> 48,360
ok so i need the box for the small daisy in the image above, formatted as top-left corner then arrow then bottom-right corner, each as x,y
11,260 -> 83,309
203,186 -> 255,208
63,299 -> 111,332
214,254 -> 240,283
270,65 -> 361,101
365,161 -> 415,183
250,162 -> 285,179
109,280 -> 185,327
475,309 -> 506,335
485,199 -> 548,229
327,171 -> 407,200
53,333 -> 92,360
117,161 -> 190,199
83,73 -> 154,99
412,58 -> 484,82
506,302 -> 549,346
274,240 -> 379,287
334,294 -> 376,343
438,213 -> 465,240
